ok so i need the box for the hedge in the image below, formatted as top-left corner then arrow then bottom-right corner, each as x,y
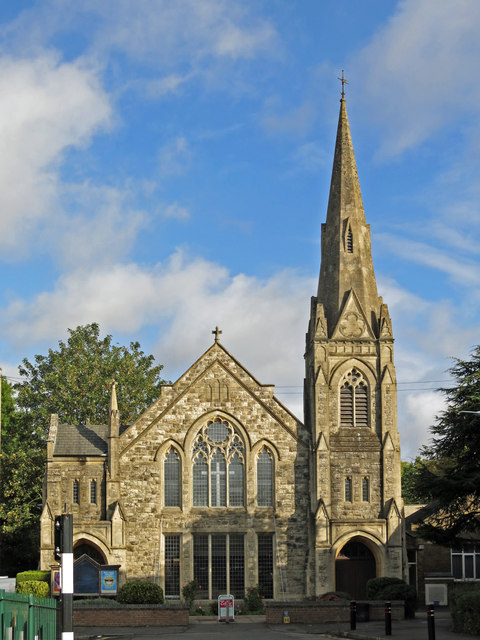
117,581 -> 164,604
16,570 -> 50,585
451,591 -> 480,635
16,581 -> 50,598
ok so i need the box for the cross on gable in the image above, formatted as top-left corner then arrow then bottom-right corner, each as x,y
212,326 -> 222,343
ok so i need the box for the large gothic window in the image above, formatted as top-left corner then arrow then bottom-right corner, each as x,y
192,419 -> 245,507
340,369 -> 369,427
164,447 -> 181,507
257,447 -> 274,507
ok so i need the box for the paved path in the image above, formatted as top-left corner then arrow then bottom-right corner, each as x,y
75,609 -> 475,640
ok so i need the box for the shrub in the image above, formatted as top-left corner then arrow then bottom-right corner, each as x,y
366,577 -> 404,600
318,591 -> 351,601
117,581 -> 164,604
378,583 -> 417,618
210,600 -> 218,616
74,598 -> 120,607
16,571 -> 50,586
245,585 -> 264,612
182,579 -> 198,611
16,581 -> 50,598
451,591 -> 480,635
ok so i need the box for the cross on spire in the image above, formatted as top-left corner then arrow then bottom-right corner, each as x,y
212,326 -> 222,343
337,69 -> 348,98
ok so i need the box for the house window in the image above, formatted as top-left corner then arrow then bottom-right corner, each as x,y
258,533 -> 274,598
193,533 -> 244,599
362,477 -> 370,502
192,419 -> 245,507
90,479 -> 97,504
452,544 -> 480,580
164,448 -> 181,507
340,369 -> 369,427
73,480 -> 80,505
345,477 -> 352,502
165,535 -> 180,597
257,448 -> 274,507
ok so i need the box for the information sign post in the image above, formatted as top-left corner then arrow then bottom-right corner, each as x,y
218,594 -> 234,623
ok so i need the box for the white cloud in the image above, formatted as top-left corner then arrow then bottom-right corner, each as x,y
0,54 -> 112,256
157,136 -> 192,178
401,391 -> 447,459
0,251 -> 314,418
160,202 -> 190,221
354,0 -> 480,156
262,102 -> 316,137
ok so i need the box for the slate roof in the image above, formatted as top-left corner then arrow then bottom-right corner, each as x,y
54,423 -> 108,456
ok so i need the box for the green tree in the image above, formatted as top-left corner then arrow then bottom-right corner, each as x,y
401,457 -> 426,504
16,323 -> 166,439
415,346 -> 480,543
0,378 -> 44,573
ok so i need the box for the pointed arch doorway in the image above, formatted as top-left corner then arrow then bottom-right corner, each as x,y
335,539 -> 376,599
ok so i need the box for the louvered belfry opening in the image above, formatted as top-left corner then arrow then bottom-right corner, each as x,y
346,226 -> 353,253
340,369 -> 369,427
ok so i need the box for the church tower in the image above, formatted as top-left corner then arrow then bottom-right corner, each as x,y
305,92 -> 404,598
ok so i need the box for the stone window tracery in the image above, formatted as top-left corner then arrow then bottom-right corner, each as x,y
192,419 -> 245,507
340,369 -> 369,427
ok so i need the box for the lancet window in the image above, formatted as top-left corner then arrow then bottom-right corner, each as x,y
340,369 -> 369,427
257,447 -> 274,507
164,447 -> 181,507
192,419 -> 245,507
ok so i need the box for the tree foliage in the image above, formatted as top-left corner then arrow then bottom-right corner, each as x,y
15,323 -> 166,438
414,346 -> 480,543
1,325 -> 165,573
1,378 -> 44,573
401,457 -> 427,504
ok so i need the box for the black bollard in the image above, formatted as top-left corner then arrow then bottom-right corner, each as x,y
427,604 -> 435,640
350,600 -> 356,630
385,601 -> 392,636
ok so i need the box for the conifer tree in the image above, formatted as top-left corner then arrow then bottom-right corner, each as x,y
415,346 -> 480,543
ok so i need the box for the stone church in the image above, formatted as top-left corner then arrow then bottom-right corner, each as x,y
40,96 -> 405,601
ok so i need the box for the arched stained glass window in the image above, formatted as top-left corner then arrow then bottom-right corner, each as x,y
164,448 -> 181,507
340,369 -> 369,428
257,448 -> 273,506
192,419 -> 245,507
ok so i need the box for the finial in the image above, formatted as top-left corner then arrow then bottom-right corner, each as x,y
110,380 -> 118,413
212,326 -> 222,343
337,70 -> 348,99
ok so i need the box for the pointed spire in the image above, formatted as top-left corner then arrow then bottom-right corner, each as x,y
317,96 -> 380,336
109,380 -> 118,415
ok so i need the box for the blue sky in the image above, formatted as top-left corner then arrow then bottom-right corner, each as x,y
1,0 -> 479,458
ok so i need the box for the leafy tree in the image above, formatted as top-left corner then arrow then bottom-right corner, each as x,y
16,323 -> 166,439
0,378 -> 44,573
401,457 -> 427,504
415,346 -> 480,543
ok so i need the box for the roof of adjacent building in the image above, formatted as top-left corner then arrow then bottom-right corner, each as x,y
54,423 -> 108,456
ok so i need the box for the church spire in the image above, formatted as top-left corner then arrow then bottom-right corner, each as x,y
317,96 -> 380,336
